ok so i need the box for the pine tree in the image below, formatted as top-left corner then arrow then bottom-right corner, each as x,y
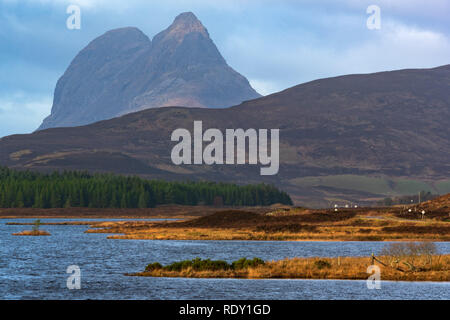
120,194 -> 127,208
15,190 -> 25,208
138,191 -> 148,208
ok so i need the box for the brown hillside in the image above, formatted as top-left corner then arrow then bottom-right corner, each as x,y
1,65 -> 449,206
419,193 -> 450,212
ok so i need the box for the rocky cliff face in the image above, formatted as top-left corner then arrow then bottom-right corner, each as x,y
37,12 -> 260,130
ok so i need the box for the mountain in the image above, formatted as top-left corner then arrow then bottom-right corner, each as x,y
37,12 -> 260,130
3,65 -> 450,207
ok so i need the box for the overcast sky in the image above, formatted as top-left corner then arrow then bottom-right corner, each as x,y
1,0 -> 449,137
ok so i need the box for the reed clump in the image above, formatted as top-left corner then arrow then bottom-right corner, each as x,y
144,257 -> 265,273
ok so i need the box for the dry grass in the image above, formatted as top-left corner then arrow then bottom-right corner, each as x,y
88,212 -> 450,241
12,230 -> 51,236
131,255 -> 450,281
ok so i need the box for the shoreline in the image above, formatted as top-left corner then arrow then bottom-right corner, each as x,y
3,206 -> 449,242
5,222 -> 450,242
0,205 -> 271,220
127,274 -> 450,283
1,216 -> 187,219
104,232 -> 450,242
108,236 -> 450,242
0,206 -> 234,218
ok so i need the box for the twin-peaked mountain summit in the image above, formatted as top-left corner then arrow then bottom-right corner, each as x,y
37,12 -> 261,130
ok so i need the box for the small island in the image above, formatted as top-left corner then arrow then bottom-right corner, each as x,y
12,219 -> 51,236
129,243 -> 450,282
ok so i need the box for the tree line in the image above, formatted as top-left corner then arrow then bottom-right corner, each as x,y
0,167 -> 292,208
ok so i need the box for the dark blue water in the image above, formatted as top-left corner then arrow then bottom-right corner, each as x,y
1,219 -> 449,300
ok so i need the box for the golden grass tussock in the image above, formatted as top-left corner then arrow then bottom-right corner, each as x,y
131,255 -> 450,281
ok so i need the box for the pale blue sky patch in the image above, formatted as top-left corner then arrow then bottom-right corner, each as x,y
0,92 -> 52,137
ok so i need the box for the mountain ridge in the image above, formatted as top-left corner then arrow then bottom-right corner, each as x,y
3,64 -> 450,206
